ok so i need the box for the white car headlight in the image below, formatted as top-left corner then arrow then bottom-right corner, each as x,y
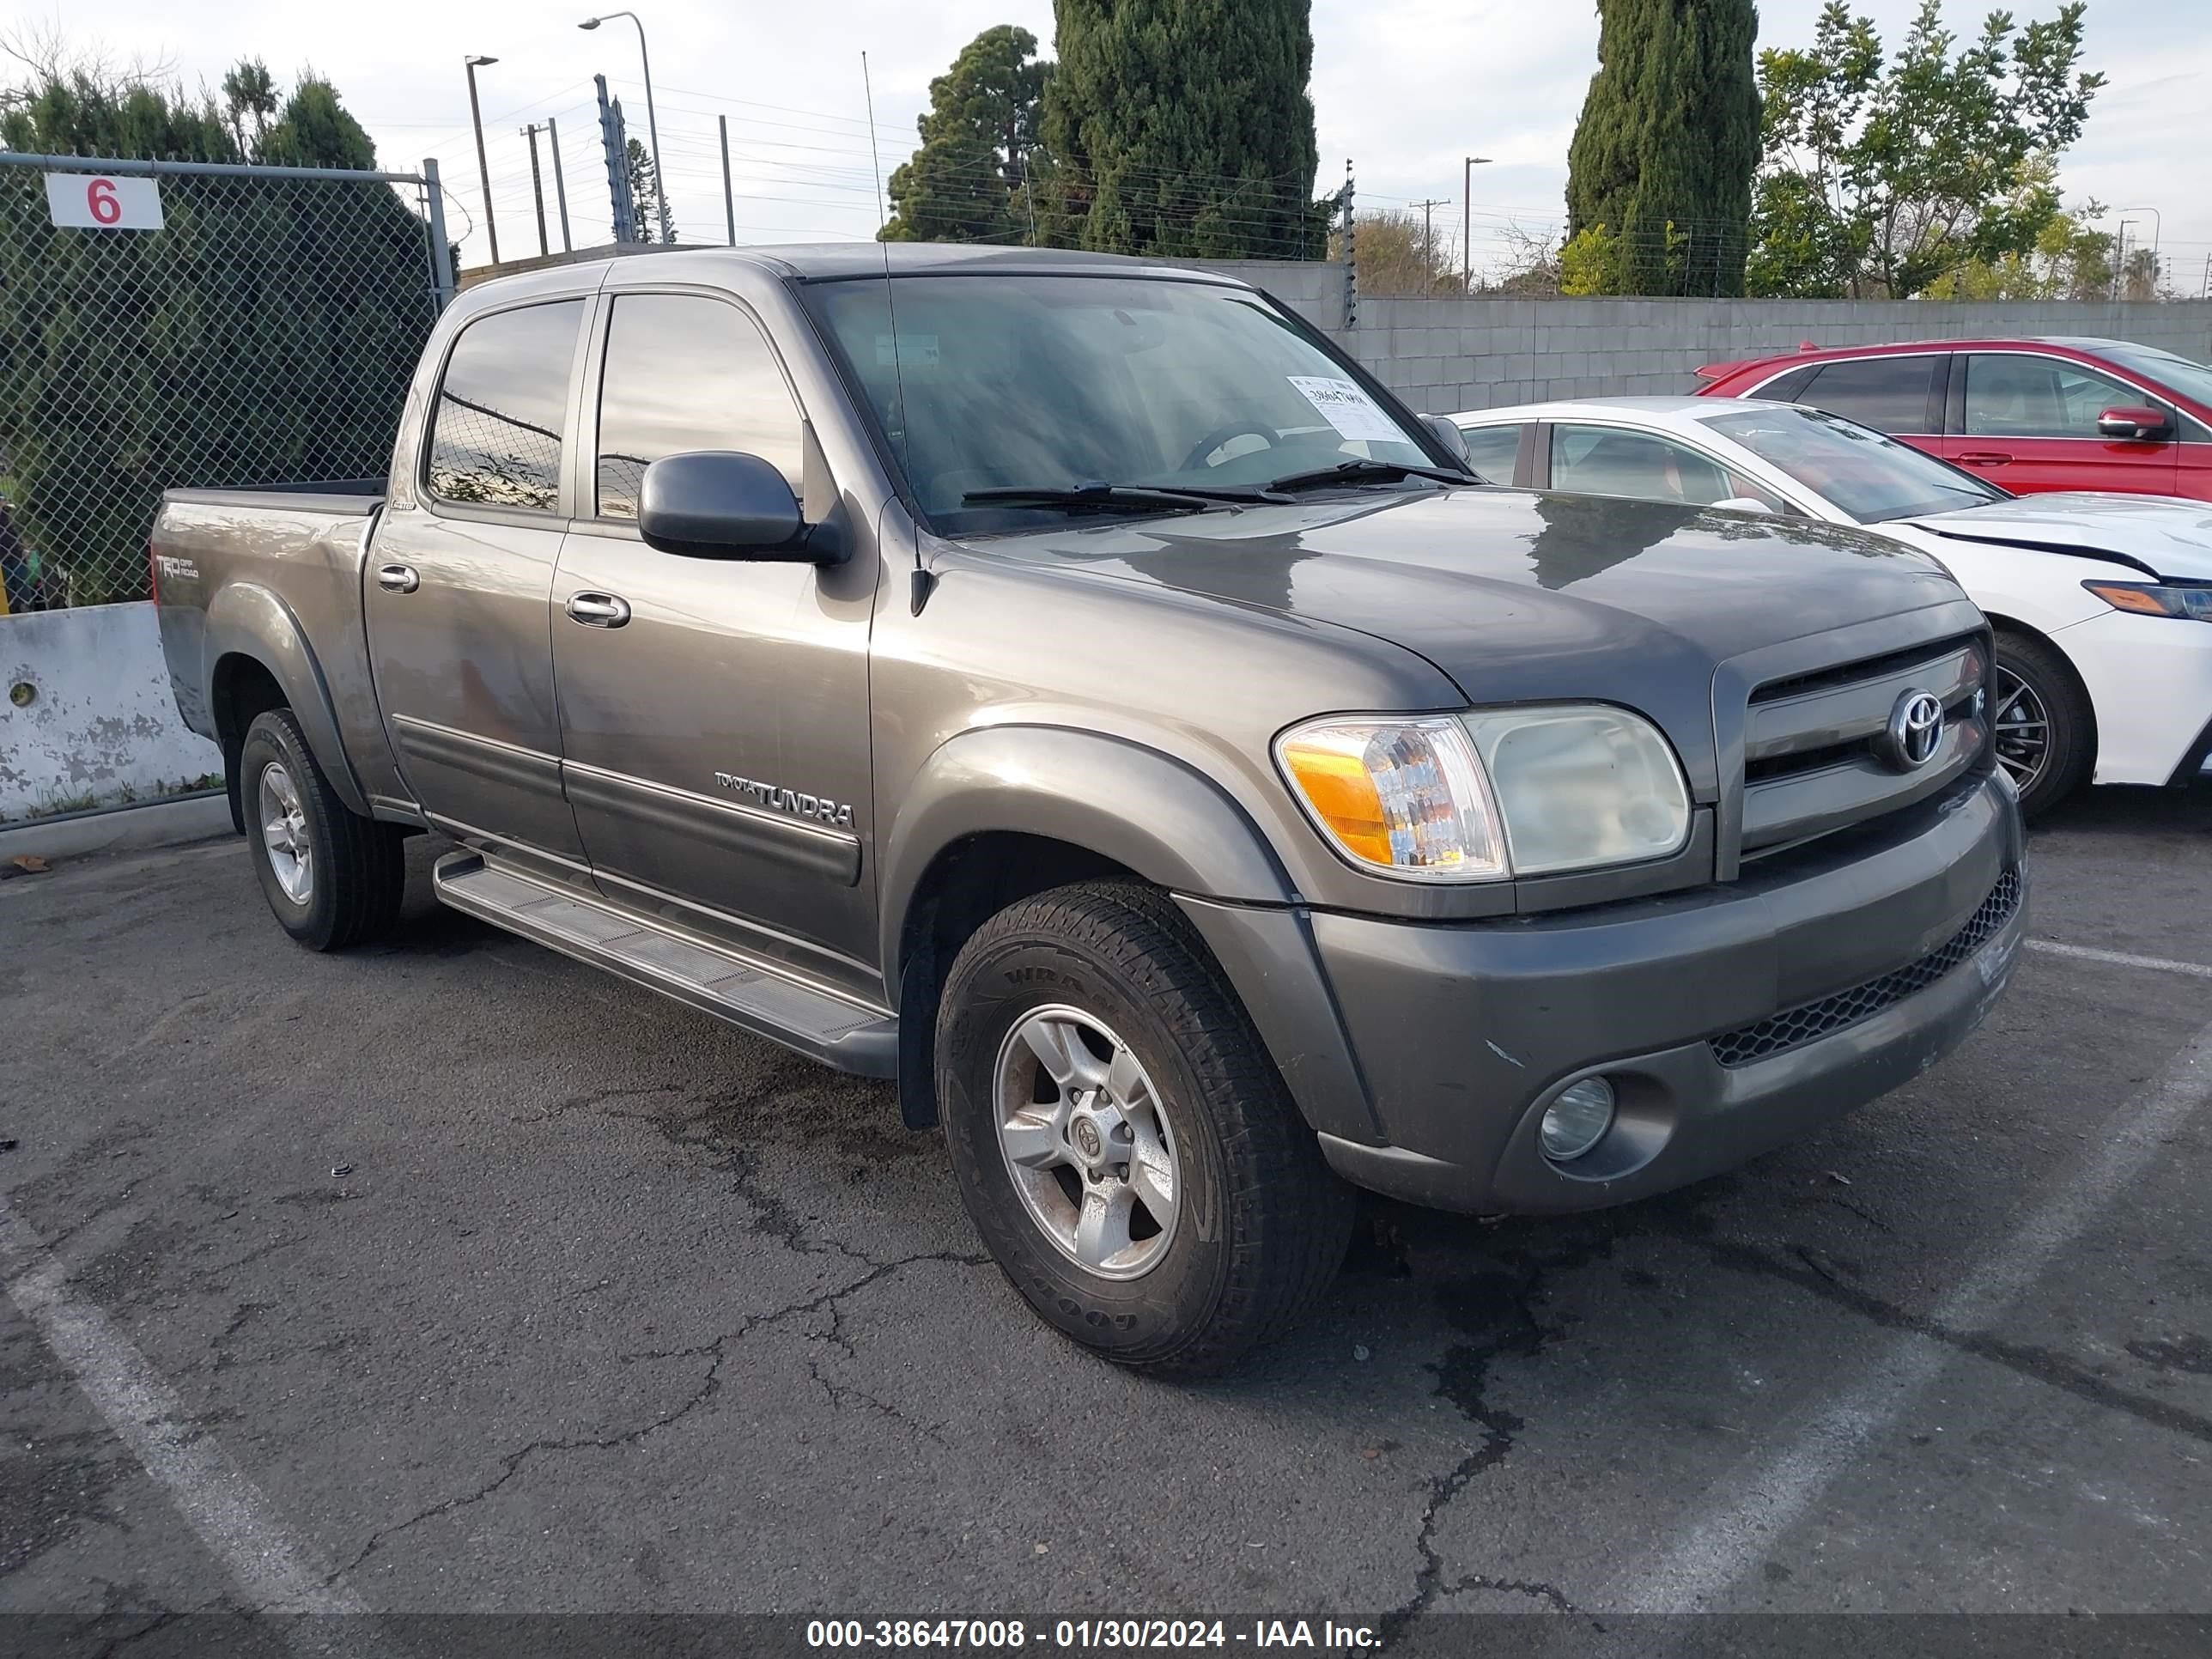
1276,705 -> 1690,882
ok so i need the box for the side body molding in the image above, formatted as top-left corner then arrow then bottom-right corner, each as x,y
203,581 -> 371,817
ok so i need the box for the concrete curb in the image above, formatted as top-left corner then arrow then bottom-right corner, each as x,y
0,793 -> 234,865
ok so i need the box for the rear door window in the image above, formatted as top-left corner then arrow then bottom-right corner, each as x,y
425,301 -> 585,513
1792,356 -> 1940,434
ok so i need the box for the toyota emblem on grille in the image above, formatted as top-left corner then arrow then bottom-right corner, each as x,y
1884,689 -> 1946,771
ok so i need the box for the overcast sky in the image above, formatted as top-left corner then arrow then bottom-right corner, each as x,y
26,0 -> 2212,289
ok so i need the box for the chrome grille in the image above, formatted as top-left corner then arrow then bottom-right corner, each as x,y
1710,869 -> 2021,1067
1740,633 -> 1990,854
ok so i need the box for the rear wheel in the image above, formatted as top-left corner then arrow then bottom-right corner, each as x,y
1991,631 -> 2093,821
936,882 -> 1353,1376
240,708 -> 406,950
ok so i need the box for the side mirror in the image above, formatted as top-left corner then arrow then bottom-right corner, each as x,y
2096,404 -> 2173,441
639,451 -> 837,562
1711,495 -> 1778,515
1420,413 -> 1476,471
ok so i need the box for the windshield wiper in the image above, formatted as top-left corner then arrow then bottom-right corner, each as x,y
1261,458 -> 1476,493
963,480 -> 1287,513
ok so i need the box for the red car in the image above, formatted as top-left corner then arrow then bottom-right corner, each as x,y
1694,336 -> 2212,501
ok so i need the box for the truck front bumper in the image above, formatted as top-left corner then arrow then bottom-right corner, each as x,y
1223,772 -> 2024,1216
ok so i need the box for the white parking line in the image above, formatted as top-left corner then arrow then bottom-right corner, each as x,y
2027,939 -> 2212,979
1594,1014 -> 2212,1613
0,1198 -> 367,1617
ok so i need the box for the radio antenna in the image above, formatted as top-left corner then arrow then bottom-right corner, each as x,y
861,51 -> 929,613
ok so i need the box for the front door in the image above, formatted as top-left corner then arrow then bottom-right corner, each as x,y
550,289 -> 880,998
1937,352 -> 2180,497
366,296 -> 591,866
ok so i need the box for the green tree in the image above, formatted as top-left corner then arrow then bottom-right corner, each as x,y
883,25 -> 1051,243
0,58 -> 439,604
1565,0 -> 1761,295
1042,0 -> 1324,258
625,136 -> 672,243
219,57 -> 276,154
1747,0 -> 2104,297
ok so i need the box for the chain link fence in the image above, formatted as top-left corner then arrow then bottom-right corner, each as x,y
0,153 -> 453,611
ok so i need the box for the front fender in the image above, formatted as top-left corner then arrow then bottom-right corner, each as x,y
879,726 -> 1388,1145
204,582 -> 370,817
880,724 -> 1297,976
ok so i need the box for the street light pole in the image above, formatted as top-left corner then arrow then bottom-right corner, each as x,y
465,55 -> 501,266
1463,155 -> 1492,293
580,12 -> 672,244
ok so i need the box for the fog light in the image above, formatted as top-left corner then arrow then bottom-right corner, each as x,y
1539,1077 -> 1616,1163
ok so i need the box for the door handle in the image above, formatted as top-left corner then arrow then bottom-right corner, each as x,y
565,591 -> 632,628
1956,451 -> 2014,465
375,563 -> 420,593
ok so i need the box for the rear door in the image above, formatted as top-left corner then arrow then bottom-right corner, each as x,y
1941,351 -> 2181,497
366,296 -> 591,868
550,288 -> 880,998
1780,354 -> 1946,447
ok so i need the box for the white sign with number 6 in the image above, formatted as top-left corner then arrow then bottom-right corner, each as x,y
46,173 -> 165,231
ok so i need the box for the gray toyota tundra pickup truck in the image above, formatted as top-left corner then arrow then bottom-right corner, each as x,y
153,244 -> 2026,1373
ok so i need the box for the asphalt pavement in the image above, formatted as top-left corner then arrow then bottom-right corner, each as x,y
1,783 -> 2208,1652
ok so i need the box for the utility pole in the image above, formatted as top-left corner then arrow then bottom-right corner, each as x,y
595,74 -> 636,244
522,123 -> 550,258
464,55 -> 501,266
1412,198 -> 1449,295
720,113 -> 735,246
580,12 -> 672,243
547,116 -> 573,252
1462,155 -> 1492,294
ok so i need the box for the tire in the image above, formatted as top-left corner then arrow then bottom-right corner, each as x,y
239,708 -> 406,951
936,881 -> 1353,1376
1993,630 -> 2094,822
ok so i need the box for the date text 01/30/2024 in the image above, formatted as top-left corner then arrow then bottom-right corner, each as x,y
805,1620 -> 1383,1650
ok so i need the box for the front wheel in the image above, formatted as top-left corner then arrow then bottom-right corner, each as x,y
1992,631 -> 2094,821
936,882 -> 1353,1376
240,708 -> 406,950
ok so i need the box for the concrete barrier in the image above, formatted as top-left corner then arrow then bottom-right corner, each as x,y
1,603 -> 222,823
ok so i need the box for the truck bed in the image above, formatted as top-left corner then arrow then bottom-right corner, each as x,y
152,483 -> 388,786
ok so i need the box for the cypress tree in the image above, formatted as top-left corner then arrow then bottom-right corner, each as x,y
1044,0 -> 1321,259
883,26 -> 1053,244
1565,0 -> 1761,295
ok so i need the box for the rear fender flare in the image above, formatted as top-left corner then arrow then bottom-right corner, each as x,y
204,582 -> 370,817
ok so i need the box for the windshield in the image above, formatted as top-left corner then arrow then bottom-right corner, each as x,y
802,273 -> 1439,533
2092,343 -> 2212,412
1702,405 -> 2006,522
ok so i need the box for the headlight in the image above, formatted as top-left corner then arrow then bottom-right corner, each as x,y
1276,705 -> 1690,883
2082,580 -> 2212,622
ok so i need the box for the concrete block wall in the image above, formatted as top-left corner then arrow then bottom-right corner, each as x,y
1322,295 -> 2212,416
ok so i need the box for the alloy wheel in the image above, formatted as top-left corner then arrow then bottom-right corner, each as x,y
993,1005 -> 1182,1280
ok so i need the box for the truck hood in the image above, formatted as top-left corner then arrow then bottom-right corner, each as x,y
1901,493 -> 2212,580
978,486 -> 1966,711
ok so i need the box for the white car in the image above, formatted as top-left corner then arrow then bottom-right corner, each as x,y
1446,395 -> 2212,818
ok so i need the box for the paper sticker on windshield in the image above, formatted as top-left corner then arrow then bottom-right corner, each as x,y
1287,376 -> 1401,443
875,334 -> 939,367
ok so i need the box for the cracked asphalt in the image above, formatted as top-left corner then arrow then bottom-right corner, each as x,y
2,782 -> 2209,1642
